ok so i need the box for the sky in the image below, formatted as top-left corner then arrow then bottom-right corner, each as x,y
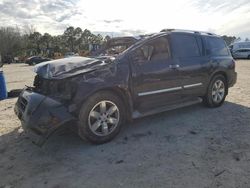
0,0 -> 250,38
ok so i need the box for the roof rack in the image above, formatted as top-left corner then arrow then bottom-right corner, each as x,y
160,29 -> 217,36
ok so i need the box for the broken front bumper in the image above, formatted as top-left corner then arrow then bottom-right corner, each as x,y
14,89 -> 75,146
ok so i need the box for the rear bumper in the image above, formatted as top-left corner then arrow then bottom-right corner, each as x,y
14,89 -> 75,146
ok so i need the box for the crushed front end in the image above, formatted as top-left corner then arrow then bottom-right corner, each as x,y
14,57 -> 115,146
14,87 -> 76,146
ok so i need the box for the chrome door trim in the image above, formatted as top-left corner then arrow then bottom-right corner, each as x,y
138,83 -> 203,97
138,86 -> 182,96
183,83 -> 203,89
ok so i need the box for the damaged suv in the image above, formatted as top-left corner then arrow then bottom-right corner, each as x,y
15,29 -> 237,145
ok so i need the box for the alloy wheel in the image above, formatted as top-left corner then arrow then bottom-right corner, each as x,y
88,100 -> 120,136
212,80 -> 225,103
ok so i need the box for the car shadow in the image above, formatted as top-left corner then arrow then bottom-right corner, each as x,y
1,101 -> 249,151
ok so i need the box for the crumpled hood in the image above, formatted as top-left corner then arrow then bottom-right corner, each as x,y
33,57 -> 108,79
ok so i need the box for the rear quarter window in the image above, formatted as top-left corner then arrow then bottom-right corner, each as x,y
205,37 -> 229,56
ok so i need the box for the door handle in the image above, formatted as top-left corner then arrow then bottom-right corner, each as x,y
169,64 -> 180,69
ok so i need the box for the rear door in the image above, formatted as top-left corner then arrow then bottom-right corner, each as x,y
170,33 -> 208,99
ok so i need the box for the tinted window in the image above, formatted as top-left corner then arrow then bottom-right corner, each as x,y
205,37 -> 229,56
133,36 -> 170,62
239,49 -> 250,52
171,34 -> 201,57
196,36 -> 204,55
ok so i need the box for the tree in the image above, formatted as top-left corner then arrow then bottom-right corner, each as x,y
81,29 -> 92,50
222,35 -> 236,45
28,32 -> 42,54
52,35 -> 63,53
96,34 -> 103,44
41,33 -> 52,49
63,26 -> 75,52
23,24 -> 36,35
235,37 -> 241,42
74,27 -> 83,51
0,27 -> 23,58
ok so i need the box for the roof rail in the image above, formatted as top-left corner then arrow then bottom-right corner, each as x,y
160,29 -> 217,36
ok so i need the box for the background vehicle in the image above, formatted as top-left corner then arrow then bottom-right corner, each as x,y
25,56 -> 51,65
64,52 -> 79,58
15,29 -> 237,145
232,48 -> 250,59
229,41 -> 250,52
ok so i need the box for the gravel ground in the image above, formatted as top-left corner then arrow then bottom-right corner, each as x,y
0,61 -> 250,188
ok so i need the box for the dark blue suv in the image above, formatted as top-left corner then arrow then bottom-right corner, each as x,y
15,29 -> 237,145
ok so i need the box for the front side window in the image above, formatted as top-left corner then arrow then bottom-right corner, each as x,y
132,36 -> 170,63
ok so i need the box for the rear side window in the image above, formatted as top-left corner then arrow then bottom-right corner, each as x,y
205,37 -> 229,56
171,34 -> 201,58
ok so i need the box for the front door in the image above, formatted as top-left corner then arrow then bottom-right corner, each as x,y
130,36 -> 183,112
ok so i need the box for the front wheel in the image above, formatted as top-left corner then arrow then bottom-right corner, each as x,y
78,91 -> 125,144
203,75 -> 227,107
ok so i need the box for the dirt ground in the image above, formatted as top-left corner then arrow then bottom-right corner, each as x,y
0,61 -> 250,188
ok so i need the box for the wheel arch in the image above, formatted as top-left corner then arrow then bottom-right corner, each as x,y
78,86 -> 133,122
99,87 -> 133,122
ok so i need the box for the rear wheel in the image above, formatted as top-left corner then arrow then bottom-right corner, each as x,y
248,55 -> 250,59
203,75 -> 227,107
78,91 -> 125,144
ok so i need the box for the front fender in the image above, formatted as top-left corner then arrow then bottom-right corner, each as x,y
72,63 -> 131,115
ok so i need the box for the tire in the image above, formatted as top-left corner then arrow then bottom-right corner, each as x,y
203,75 -> 227,108
78,91 -> 125,144
248,55 -> 250,59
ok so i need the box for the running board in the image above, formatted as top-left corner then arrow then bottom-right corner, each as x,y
132,98 -> 203,119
